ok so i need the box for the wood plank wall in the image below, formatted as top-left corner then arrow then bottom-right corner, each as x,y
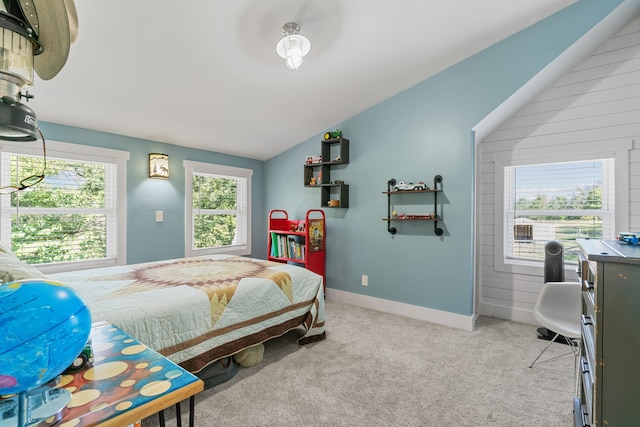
477,17 -> 640,323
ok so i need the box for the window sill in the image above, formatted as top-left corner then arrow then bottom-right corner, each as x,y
36,258 -> 122,275
187,245 -> 250,258
496,258 -> 577,280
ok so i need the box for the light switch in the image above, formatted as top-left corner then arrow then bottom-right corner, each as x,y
156,210 -> 164,222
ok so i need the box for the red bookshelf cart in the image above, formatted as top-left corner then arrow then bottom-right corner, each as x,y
268,209 -> 326,289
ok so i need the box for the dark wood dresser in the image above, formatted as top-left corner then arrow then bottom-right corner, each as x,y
574,238 -> 640,426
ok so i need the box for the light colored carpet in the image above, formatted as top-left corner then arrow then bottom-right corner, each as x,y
142,299 -> 575,426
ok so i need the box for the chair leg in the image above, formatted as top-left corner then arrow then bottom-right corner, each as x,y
529,333 -> 561,368
530,333 -> 580,369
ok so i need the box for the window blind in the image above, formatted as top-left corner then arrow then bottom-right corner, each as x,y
192,172 -> 248,249
503,158 -> 614,263
1,151 -> 118,265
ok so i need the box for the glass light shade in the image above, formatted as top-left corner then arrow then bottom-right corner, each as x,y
0,26 -> 34,85
276,35 -> 310,71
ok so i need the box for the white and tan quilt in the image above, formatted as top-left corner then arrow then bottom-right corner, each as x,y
49,255 -> 325,372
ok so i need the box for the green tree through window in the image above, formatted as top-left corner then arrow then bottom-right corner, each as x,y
193,175 -> 239,248
504,158 -> 613,263
1,146 -> 122,267
184,160 -> 252,256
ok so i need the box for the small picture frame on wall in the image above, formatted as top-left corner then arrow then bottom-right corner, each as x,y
149,153 -> 169,179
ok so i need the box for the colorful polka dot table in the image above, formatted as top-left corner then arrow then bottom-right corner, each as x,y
39,322 -> 203,427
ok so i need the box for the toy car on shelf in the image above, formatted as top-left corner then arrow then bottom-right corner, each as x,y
397,213 -> 435,220
617,232 -> 640,245
393,181 -> 428,191
305,155 -> 322,164
324,130 -> 342,140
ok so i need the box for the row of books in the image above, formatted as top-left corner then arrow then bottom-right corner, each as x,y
270,233 -> 306,261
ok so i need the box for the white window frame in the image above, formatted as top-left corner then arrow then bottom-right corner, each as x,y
0,140 -> 129,273
184,160 -> 252,257
492,140 -> 631,276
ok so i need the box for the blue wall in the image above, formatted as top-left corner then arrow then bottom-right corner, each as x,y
37,123 -> 266,264
264,0 -> 623,316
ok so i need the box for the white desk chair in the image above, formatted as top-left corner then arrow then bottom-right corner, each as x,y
529,281 -> 582,370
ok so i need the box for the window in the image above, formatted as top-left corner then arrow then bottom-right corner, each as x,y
504,159 -> 614,265
492,140 -> 632,277
0,141 -> 128,272
184,160 -> 252,257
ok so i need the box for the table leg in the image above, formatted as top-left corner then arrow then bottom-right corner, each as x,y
155,398 -> 194,427
189,396 -> 195,427
175,402 -> 182,427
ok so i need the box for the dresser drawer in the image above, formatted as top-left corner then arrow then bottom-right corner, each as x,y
578,253 -> 589,289
580,355 -> 594,421
582,290 -> 596,334
580,319 -> 595,382
578,253 -> 596,291
574,396 -> 591,427
583,288 -> 595,318
587,262 -> 596,291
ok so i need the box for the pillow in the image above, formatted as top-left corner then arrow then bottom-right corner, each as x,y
0,241 -> 46,284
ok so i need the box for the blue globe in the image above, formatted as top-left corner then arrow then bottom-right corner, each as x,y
0,279 -> 91,394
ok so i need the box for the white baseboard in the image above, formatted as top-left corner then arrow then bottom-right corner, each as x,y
476,302 -> 536,326
325,288 -> 476,331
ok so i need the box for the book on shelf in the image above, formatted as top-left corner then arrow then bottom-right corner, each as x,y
270,232 -> 279,257
270,232 -> 305,261
308,219 -> 324,252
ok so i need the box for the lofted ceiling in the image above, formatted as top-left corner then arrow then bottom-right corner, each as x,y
29,0 -> 576,160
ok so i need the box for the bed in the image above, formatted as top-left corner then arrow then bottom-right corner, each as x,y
47,254 -> 326,373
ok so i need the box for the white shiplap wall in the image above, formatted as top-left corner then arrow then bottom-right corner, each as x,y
477,17 -> 640,324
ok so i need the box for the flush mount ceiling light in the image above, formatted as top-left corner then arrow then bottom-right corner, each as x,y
276,22 -> 310,70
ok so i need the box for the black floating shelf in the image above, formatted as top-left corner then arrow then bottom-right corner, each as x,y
384,175 -> 443,235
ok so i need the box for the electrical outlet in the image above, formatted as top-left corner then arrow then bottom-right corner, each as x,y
155,210 -> 164,222
361,275 -> 368,286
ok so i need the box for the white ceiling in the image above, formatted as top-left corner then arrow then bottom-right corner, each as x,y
30,0 -> 576,160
